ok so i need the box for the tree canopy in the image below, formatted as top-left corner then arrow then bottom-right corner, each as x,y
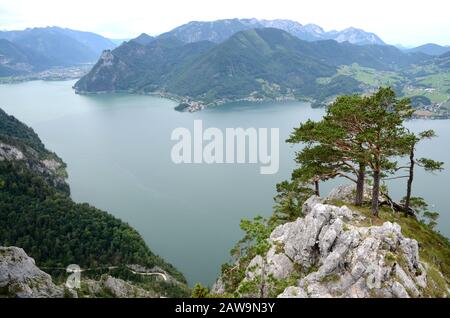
279,87 -> 443,218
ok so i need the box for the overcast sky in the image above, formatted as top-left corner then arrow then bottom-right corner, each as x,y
0,0 -> 449,46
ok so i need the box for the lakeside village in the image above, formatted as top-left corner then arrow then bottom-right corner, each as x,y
412,100 -> 450,119
176,94 -> 450,118
174,94 -> 298,112
0,65 -> 92,84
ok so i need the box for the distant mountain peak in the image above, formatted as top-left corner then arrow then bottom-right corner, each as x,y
0,26 -> 117,73
159,18 -> 386,46
408,43 -> 450,56
302,23 -> 325,34
331,27 -> 385,45
132,33 -> 155,45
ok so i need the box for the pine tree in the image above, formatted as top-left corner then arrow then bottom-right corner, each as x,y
392,130 -> 444,215
288,87 -> 415,216
358,88 -> 413,216
288,95 -> 370,206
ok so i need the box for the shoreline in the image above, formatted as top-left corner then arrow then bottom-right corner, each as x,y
0,65 -> 93,84
74,88 -> 314,112
3,78 -> 448,119
74,88 -> 450,120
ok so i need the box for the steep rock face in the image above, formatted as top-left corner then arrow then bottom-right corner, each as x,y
82,276 -> 157,298
0,247 -> 63,298
0,108 -> 68,191
0,141 -> 67,192
326,184 -> 376,203
232,194 -> 448,298
0,142 -> 25,161
0,247 -> 165,298
74,50 -> 132,93
327,27 -> 384,46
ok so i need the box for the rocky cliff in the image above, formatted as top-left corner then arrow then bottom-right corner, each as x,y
0,141 -> 68,192
0,108 -> 68,192
213,186 -> 449,298
0,247 -> 65,298
0,246 -> 167,298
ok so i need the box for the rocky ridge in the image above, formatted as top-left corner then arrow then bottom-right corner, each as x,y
0,247 -> 167,298
0,141 -> 67,190
0,247 -> 65,298
213,185 -> 449,298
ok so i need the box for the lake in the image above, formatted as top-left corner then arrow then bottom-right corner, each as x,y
1,80 -> 449,286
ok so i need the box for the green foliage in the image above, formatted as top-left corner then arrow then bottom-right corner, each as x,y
287,94 -> 372,187
191,283 -> 210,298
239,216 -> 273,256
319,273 -> 340,284
412,130 -> 444,174
410,95 -> 432,108
0,163 -> 190,296
401,197 -> 440,229
384,251 -> 397,265
0,161 -> 184,283
236,277 -> 261,297
220,216 -> 273,294
417,158 -> 444,172
314,75 -> 363,101
423,211 -> 440,230
287,89 -> 414,212
267,273 -> 301,298
271,180 -> 314,225
398,129 -> 444,215
424,266 -> 449,298
0,108 -> 69,194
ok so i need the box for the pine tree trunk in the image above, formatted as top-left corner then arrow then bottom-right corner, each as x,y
371,169 -> 381,217
314,180 -> 320,197
404,145 -> 415,216
355,163 -> 365,206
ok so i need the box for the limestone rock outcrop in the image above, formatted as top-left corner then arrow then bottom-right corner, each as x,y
82,275 -> 157,298
0,246 -> 162,298
231,187 -> 448,298
0,247 -> 63,298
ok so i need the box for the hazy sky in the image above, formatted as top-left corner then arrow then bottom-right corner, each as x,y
0,0 -> 449,46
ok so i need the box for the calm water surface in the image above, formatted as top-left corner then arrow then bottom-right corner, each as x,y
1,80 -> 448,285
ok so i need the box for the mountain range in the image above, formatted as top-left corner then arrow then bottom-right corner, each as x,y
0,19 -> 450,77
159,18 -> 386,45
1,19 -> 449,99
0,26 -> 116,76
408,43 -> 450,56
75,27 -> 429,105
0,19 -> 390,78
